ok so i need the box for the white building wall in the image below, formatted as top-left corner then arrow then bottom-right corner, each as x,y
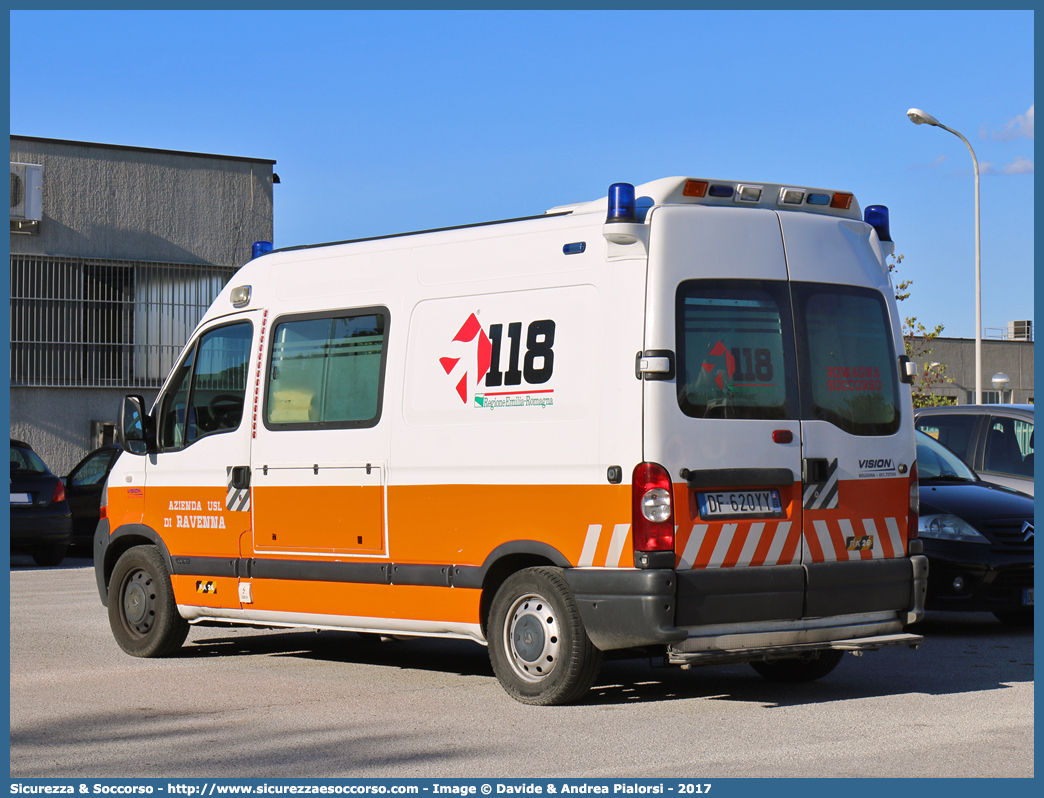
9,136 -> 276,472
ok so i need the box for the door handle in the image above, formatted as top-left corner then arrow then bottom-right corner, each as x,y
802,458 -> 830,484
230,465 -> 251,489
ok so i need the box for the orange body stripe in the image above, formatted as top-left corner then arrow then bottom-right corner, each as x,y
721,525 -> 751,568
777,524 -> 801,565
254,581 -> 480,625
829,525 -> 852,561
253,485 -> 385,554
878,522 -> 897,559
385,483 -> 631,567
143,487 -> 248,558
107,487 -> 144,529
171,575 -> 241,610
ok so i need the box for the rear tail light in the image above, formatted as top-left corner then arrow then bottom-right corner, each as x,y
632,462 -> 675,552
907,461 -> 919,541
99,477 -> 109,520
51,479 -> 66,505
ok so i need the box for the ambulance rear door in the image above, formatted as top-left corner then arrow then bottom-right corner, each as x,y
778,212 -> 915,617
644,204 -> 807,626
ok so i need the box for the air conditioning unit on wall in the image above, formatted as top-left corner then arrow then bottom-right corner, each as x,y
10,162 -> 43,226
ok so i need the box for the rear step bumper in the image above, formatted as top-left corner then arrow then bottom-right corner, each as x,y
667,630 -> 923,667
566,555 -> 927,653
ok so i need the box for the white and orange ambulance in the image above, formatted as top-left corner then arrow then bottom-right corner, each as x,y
95,175 -> 927,705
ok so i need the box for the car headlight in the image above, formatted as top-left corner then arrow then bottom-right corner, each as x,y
918,513 -> 990,543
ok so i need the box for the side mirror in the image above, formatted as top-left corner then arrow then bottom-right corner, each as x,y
118,395 -> 155,455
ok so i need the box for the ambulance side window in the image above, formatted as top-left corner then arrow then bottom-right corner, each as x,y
265,309 -> 388,430
675,280 -> 798,420
157,321 -> 253,450
794,284 -> 900,436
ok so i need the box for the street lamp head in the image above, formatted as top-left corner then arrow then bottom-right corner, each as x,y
907,108 -> 942,127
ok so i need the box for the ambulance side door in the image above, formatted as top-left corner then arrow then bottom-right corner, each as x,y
144,315 -> 258,608
250,307 -> 390,557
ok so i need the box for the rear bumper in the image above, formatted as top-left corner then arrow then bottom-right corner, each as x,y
666,613 -> 922,666
922,546 -> 1033,612
565,555 -> 927,654
564,567 -> 687,649
9,510 -> 73,550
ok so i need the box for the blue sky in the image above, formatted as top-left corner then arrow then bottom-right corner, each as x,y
9,9 -> 1035,340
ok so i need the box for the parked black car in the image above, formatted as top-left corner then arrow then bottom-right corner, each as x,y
65,445 -> 121,552
10,439 -> 73,566
915,430 -> 1034,625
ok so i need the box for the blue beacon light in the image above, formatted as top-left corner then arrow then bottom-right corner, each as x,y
863,205 -> 892,243
606,183 -> 637,224
252,241 -> 274,259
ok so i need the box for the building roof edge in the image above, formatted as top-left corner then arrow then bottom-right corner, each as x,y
10,135 -> 276,165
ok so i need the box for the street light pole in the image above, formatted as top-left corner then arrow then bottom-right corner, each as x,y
907,108 -> 982,404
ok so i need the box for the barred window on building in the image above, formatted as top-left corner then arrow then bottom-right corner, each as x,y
10,255 -> 237,388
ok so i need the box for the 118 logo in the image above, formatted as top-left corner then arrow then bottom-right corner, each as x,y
440,314 -> 557,403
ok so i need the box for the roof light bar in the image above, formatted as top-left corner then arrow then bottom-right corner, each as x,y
778,188 -> 805,206
735,185 -> 763,203
683,180 -> 708,197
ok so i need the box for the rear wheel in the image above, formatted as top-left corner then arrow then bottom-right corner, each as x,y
993,609 -> 1033,627
32,544 -> 67,567
488,567 -> 602,706
750,649 -> 845,682
108,545 -> 189,657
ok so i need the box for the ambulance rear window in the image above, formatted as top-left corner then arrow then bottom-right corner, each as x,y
675,281 -> 797,420
793,284 -> 900,437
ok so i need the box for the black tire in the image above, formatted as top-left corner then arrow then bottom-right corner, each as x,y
993,609 -> 1033,627
487,567 -> 602,706
749,649 -> 845,683
107,545 -> 189,657
32,544 -> 67,567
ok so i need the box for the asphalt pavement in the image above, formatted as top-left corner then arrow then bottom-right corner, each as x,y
8,556 -> 1035,779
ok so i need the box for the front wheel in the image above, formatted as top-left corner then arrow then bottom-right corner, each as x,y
108,545 -> 189,657
487,567 -> 602,706
749,649 -> 845,682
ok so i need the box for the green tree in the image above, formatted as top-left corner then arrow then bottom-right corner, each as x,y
889,254 -> 955,407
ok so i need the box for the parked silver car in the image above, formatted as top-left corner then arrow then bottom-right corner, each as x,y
914,404 -> 1034,496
